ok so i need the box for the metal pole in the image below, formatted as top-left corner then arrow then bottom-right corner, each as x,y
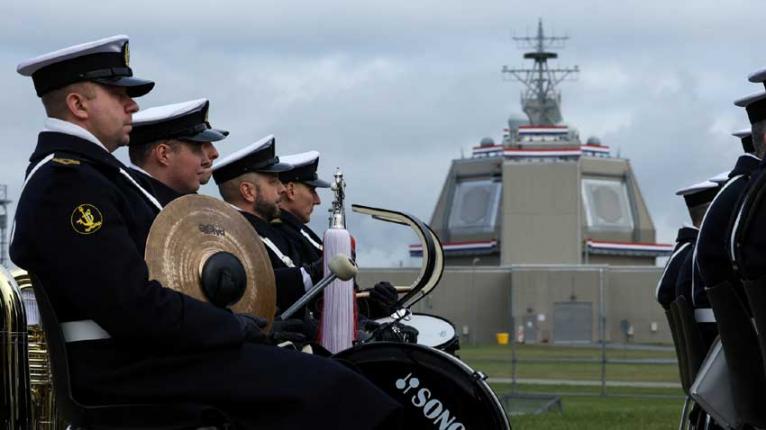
509,270 -> 517,394
599,268 -> 607,397
471,257 -> 479,346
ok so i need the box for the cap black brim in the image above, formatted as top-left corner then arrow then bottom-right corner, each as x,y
93,76 -> 155,97
256,161 -> 292,173
185,128 -> 229,143
304,178 -> 331,188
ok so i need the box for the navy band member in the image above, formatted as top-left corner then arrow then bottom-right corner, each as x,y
213,136 -> 322,313
675,181 -> 719,307
724,87 -> 766,427
730,91 -> 766,278
10,35 -> 401,429
696,129 -> 760,306
656,185 -> 704,420
276,151 -> 328,264
656,226 -> 697,310
127,98 -> 226,205
676,181 -> 723,348
276,151 -> 398,318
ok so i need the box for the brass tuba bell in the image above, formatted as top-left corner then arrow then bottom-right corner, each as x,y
0,266 -> 62,429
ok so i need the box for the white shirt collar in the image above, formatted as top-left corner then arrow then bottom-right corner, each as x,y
128,162 -> 155,179
43,118 -> 109,153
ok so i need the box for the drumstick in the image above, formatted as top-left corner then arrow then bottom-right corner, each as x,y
355,286 -> 410,299
277,255 -> 357,321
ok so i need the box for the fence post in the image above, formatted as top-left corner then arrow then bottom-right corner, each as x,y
599,267 -> 607,397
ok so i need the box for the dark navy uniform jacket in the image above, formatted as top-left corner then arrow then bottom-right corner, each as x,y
128,167 -> 183,207
657,227 -> 697,309
10,130 -> 402,428
696,154 -> 759,309
730,157 -> 766,280
676,245 -> 718,348
11,132 -> 244,351
675,243 -> 697,304
240,211 -> 307,312
276,210 -> 323,265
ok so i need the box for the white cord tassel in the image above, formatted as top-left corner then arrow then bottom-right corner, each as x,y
320,227 -> 356,353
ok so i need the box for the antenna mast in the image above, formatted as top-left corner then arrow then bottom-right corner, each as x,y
502,19 -> 579,125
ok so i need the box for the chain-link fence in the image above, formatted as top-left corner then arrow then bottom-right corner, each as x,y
360,264 -> 681,400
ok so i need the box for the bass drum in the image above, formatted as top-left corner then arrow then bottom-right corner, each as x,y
334,342 -> 510,429
375,313 -> 459,354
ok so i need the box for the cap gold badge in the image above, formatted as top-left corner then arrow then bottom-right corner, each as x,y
71,204 -> 103,235
123,42 -> 130,66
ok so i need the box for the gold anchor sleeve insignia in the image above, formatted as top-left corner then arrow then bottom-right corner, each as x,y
71,204 -> 104,235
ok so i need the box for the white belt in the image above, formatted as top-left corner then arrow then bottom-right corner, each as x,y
62,320 -> 111,342
301,229 -> 323,251
262,237 -> 296,268
695,309 -> 717,323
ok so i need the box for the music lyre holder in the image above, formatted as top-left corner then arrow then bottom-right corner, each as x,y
278,205 -> 444,323
351,204 -> 444,310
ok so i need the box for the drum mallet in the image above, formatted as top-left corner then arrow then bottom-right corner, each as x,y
276,254 -> 357,321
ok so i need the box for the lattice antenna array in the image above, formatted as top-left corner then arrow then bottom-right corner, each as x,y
501,19 -> 579,125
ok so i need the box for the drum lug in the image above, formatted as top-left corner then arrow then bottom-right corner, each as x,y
474,371 -> 488,381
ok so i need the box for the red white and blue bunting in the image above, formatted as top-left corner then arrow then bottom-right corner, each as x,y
585,239 -> 674,257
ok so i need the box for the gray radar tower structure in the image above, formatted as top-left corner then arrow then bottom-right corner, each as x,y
0,185 -> 10,267
394,20 -> 677,348
502,19 -> 579,126
419,20 -> 668,268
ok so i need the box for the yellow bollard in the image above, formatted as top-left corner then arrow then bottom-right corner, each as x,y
495,332 -> 509,345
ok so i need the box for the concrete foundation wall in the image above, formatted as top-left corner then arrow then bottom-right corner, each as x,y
359,265 -> 670,345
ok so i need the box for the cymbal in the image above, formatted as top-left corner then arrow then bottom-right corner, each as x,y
145,195 -> 276,324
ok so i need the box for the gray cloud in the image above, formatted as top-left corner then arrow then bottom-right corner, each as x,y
2,0 -> 765,267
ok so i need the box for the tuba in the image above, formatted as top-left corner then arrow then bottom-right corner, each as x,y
0,264 -> 31,429
13,269 -> 60,429
0,266 -> 60,429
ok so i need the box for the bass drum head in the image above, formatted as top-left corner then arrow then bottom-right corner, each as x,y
334,342 -> 510,429
375,313 -> 457,351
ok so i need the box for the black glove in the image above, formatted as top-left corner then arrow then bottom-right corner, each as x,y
236,313 -> 269,344
303,258 -> 324,284
271,318 -> 309,344
369,281 -> 398,315
373,321 -> 419,344
362,319 -> 382,332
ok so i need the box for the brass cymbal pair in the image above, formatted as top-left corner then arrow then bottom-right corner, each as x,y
144,195 -> 276,324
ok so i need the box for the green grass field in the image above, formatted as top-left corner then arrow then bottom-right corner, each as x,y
460,343 -> 680,382
460,344 -> 685,429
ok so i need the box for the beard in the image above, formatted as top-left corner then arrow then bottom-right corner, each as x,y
255,193 -> 281,221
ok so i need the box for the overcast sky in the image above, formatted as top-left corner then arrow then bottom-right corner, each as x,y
1,0 -> 764,267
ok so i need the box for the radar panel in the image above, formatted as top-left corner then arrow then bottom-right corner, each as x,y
448,179 -> 502,234
581,178 -> 634,232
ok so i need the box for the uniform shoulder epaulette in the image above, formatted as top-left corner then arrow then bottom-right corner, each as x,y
52,157 -> 80,166
51,155 -> 82,167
